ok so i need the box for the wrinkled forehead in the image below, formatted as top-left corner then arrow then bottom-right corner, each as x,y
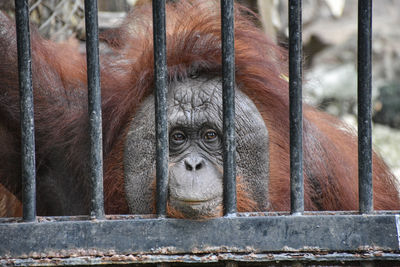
166,77 -> 263,131
167,76 -> 261,118
168,77 -> 222,111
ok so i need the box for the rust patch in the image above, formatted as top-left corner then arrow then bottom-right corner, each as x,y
2,252 -> 400,266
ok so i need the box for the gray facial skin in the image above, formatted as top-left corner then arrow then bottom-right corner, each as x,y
124,76 -> 269,218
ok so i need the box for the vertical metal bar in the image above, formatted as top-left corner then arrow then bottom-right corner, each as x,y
84,0 -> 105,219
15,0 -> 36,222
288,0 -> 304,215
358,0 -> 373,214
153,0 -> 168,217
221,0 -> 236,216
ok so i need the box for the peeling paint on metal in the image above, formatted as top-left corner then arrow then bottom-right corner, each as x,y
1,252 -> 400,266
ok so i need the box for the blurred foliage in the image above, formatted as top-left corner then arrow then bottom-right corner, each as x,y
29,0 -> 85,41
0,0 -> 86,41
0,0 -> 138,41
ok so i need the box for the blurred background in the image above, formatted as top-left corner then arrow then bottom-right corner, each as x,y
1,0 -> 399,179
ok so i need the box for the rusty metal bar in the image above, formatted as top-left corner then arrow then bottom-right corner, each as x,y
288,0 -> 304,215
357,0 -> 373,215
1,214 -> 399,258
221,0 -> 237,217
2,252 -> 400,266
84,0 -> 105,219
152,0 -> 169,217
14,0 -> 37,223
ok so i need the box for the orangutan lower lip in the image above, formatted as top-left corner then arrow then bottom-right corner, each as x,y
170,197 -> 216,206
182,200 -> 208,205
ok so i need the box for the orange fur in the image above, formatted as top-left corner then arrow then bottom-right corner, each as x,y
237,176 -> 259,212
0,184 -> 21,217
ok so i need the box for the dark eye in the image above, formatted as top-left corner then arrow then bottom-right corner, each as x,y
171,131 -> 186,143
203,129 -> 218,141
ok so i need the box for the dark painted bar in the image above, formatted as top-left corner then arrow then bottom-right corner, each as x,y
14,0 -> 36,222
152,0 -> 169,217
288,0 -> 304,215
357,0 -> 373,214
221,0 -> 237,216
1,214 -> 398,259
84,0 -> 105,219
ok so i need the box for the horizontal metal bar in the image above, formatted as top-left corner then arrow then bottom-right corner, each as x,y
1,214 -> 399,260
14,0 -> 37,223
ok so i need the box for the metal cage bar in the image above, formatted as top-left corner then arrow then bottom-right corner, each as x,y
288,0 -> 304,215
84,0 -> 105,219
152,0 -> 169,217
14,0 -> 37,222
357,0 -> 373,214
221,0 -> 237,217
1,213 -> 400,262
